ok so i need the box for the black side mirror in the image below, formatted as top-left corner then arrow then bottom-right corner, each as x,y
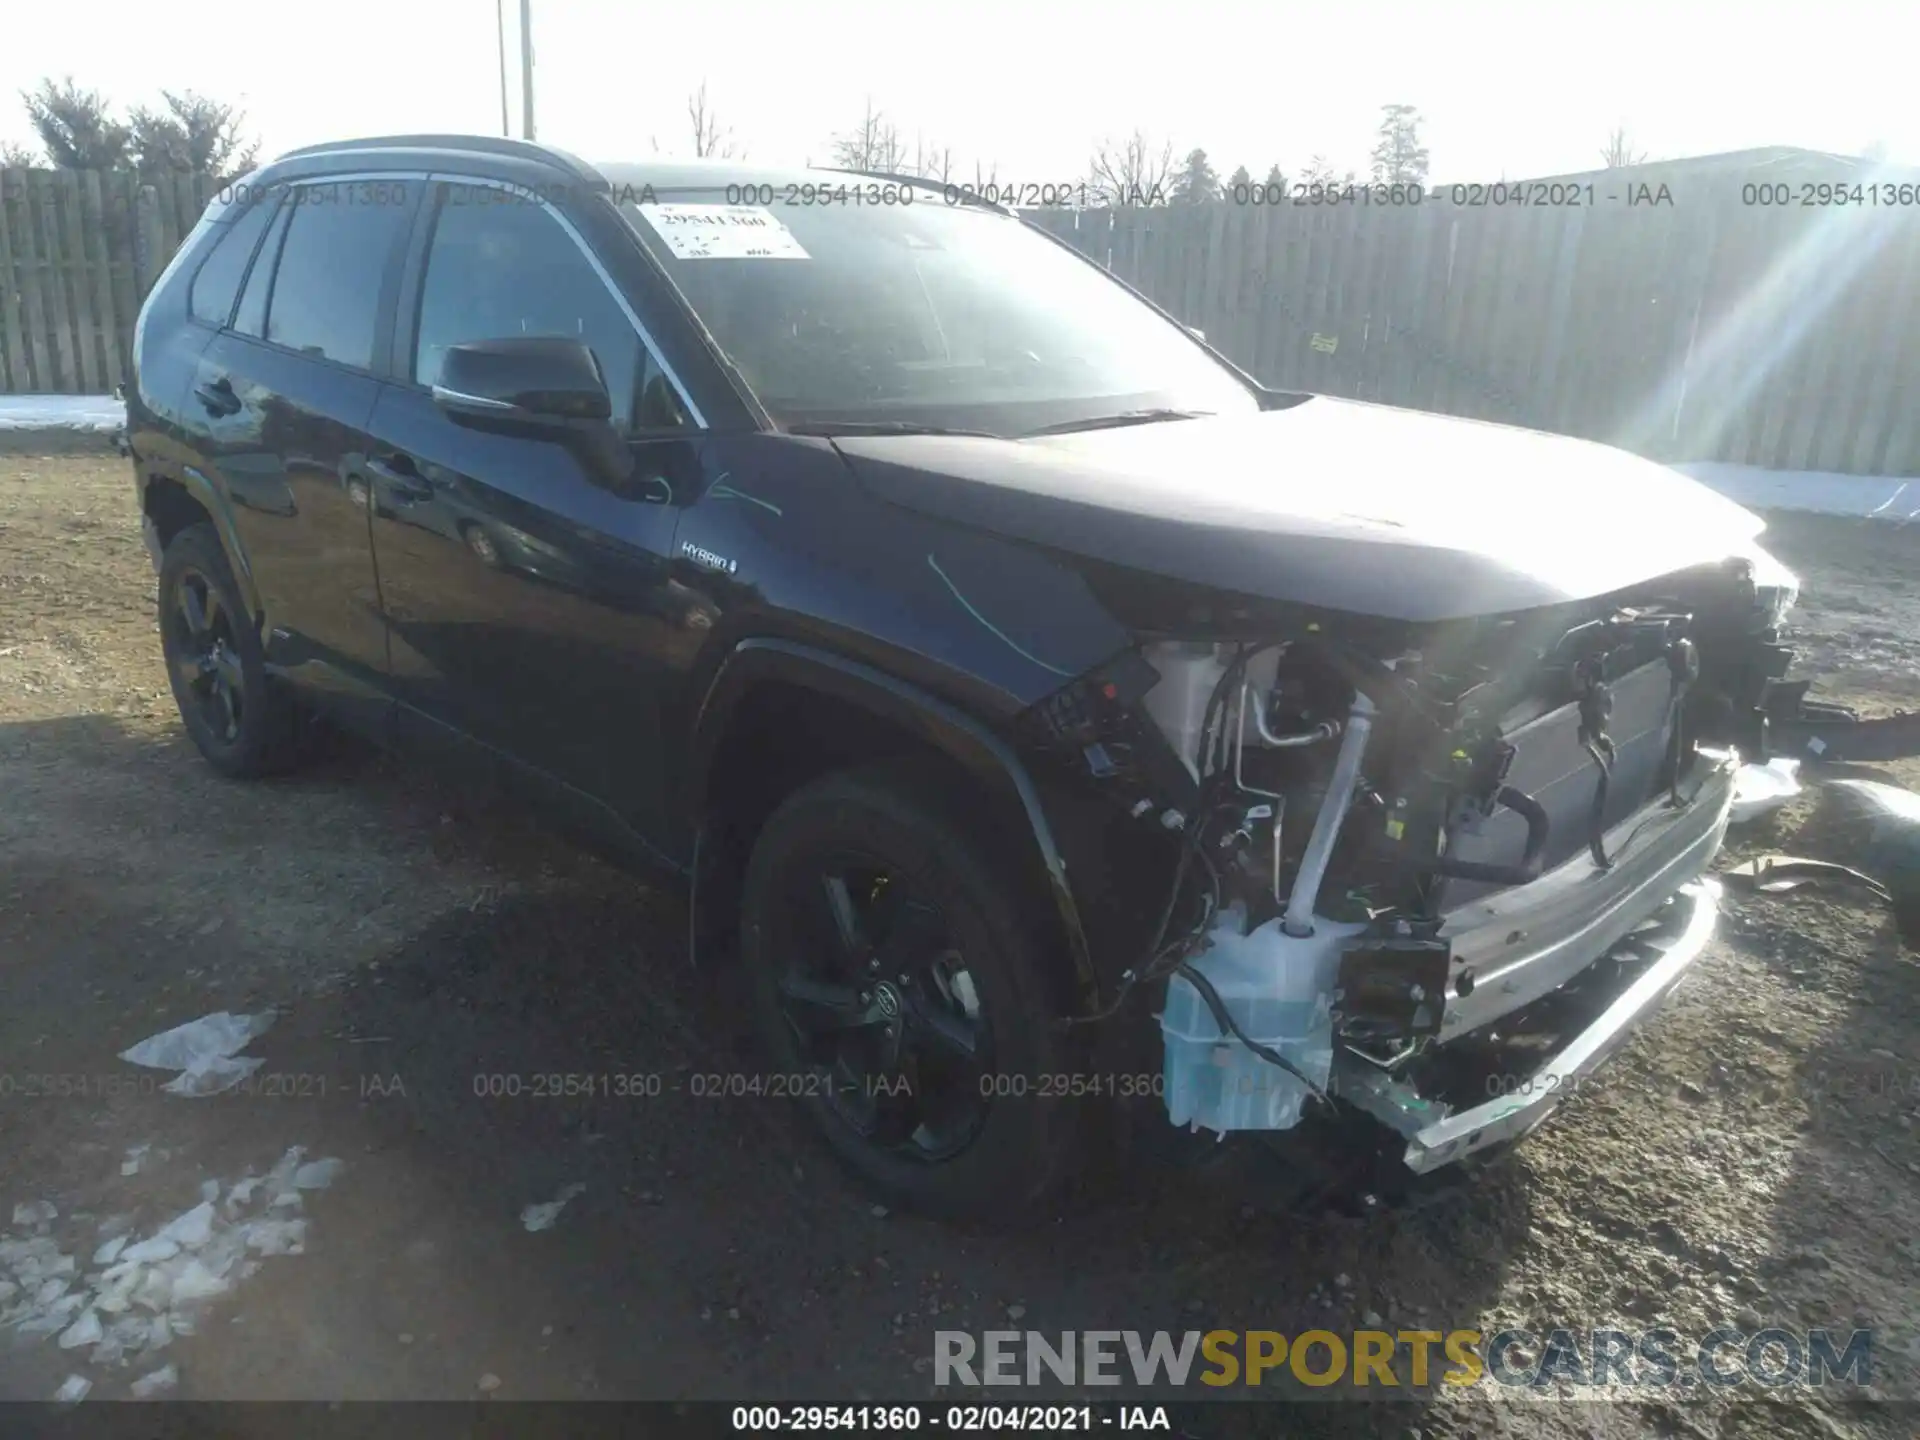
432,336 -> 641,491
431,337 -> 613,429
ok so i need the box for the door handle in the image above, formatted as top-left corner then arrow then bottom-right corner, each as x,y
193,375 -> 241,417
366,454 -> 432,504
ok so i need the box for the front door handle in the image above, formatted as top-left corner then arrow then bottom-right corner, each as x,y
193,375 -> 241,417
366,454 -> 432,504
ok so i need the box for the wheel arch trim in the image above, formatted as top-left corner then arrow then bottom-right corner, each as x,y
146,464 -> 262,624
689,637 -> 1098,1009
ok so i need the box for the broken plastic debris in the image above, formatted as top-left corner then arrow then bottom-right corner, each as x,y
1729,757 -> 1801,823
164,1054 -> 265,1097
52,1375 -> 90,1404
120,1011 -> 275,1097
521,1183 -> 586,1232
200,1179 -> 221,1204
169,1259 -> 229,1303
93,1235 -> 128,1266
130,1363 -> 179,1399
12,1200 -> 58,1227
121,1235 -> 181,1264
241,1218 -> 307,1255
158,1201 -> 217,1248
121,1144 -> 151,1177
292,1158 -> 344,1190
57,1309 -> 103,1349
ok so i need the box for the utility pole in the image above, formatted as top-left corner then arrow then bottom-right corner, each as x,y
519,0 -> 537,141
496,0 -> 511,136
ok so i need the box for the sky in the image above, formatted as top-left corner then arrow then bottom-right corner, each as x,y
2,0 -> 1916,182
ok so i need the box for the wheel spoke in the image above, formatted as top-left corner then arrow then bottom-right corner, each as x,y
906,991 -> 979,1061
209,648 -> 245,690
776,974 -> 876,1036
872,897 -> 945,980
214,679 -> 240,740
865,1079 -> 920,1147
177,580 -> 210,640
172,653 -> 209,693
819,873 -> 866,962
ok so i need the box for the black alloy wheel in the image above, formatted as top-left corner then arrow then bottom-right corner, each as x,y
158,522 -> 302,778
772,858 -> 991,1161
741,763 -> 1084,1221
167,564 -> 247,747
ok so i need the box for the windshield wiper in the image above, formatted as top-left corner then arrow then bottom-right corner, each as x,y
1020,408 -> 1214,438
786,420 -> 1001,439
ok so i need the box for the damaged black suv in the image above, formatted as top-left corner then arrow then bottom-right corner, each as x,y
129,135 -> 1804,1221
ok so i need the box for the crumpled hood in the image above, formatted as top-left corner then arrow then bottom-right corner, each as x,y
833,397 -> 1769,622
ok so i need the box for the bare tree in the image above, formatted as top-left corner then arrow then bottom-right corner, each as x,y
129,91 -> 258,180
1600,126 -> 1647,168
830,99 -> 906,173
686,81 -> 740,159
1086,129 -> 1173,205
909,135 -> 954,184
23,77 -> 131,168
1297,154 -> 1337,187
0,138 -> 40,167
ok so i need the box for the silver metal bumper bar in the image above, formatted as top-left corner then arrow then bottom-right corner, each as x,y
1333,878 -> 1720,1173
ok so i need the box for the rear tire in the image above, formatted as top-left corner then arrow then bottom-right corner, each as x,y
158,523 -> 304,779
740,763 -> 1083,1222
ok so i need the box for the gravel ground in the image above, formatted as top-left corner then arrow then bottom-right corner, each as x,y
0,448 -> 1916,1434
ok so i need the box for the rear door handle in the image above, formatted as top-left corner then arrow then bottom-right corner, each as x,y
366,454 -> 432,504
193,375 -> 240,417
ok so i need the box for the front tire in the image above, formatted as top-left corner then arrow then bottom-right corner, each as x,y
158,522 -> 303,779
740,764 -> 1083,1222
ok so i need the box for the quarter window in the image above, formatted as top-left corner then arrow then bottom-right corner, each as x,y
412,188 -> 688,434
189,200 -> 276,328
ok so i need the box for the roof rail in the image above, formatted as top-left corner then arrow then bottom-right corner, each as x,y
272,134 -> 603,184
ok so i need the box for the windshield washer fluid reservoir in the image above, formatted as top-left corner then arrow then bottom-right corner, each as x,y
1160,905 -> 1365,1136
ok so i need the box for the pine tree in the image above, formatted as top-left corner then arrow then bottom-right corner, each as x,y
1170,147 -> 1221,204
1369,104 -> 1429,186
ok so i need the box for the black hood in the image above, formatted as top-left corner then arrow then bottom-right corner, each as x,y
832,398 -> 1769,623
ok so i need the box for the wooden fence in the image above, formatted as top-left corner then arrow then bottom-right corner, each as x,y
1024,170 -> 1920,477
0,168 -> 217,396
3,162 -> 1917,477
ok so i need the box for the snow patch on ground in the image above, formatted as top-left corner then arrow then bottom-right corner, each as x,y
0,1145 -> 342,1393
1676,462 -> 1920,522
0,395 -> 124,433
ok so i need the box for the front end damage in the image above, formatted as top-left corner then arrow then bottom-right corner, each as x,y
1020,549 -> 1799,1173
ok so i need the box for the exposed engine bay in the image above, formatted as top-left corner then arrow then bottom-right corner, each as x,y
1025,549 -> 1802,1160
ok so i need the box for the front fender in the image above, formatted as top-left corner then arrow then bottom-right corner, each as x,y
690,637 -> 1099,1010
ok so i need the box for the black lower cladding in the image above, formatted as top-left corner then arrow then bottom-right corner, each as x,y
1441,658 -> 1677,906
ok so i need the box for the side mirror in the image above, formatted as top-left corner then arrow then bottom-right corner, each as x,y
432,336 -> 640,491
431,337 -> 613,429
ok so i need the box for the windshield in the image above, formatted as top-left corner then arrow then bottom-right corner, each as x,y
617,184 -> 1260,435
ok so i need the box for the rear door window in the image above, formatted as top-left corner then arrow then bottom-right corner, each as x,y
261,187 -> 410,369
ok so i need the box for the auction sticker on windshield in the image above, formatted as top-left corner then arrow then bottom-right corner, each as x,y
637,204 -> 811,260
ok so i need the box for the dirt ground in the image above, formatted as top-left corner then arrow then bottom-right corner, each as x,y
2,446 -> 1918,1435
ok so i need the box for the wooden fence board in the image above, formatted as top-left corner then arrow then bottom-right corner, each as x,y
0,171 -> 30,390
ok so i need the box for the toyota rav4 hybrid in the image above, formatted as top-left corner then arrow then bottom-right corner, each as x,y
128,135 -> 1805,1221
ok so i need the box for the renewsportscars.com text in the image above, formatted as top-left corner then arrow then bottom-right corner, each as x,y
934,1327 -> 1873,1392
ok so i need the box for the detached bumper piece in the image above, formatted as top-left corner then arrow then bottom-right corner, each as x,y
1331,879 -> 1719,1173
